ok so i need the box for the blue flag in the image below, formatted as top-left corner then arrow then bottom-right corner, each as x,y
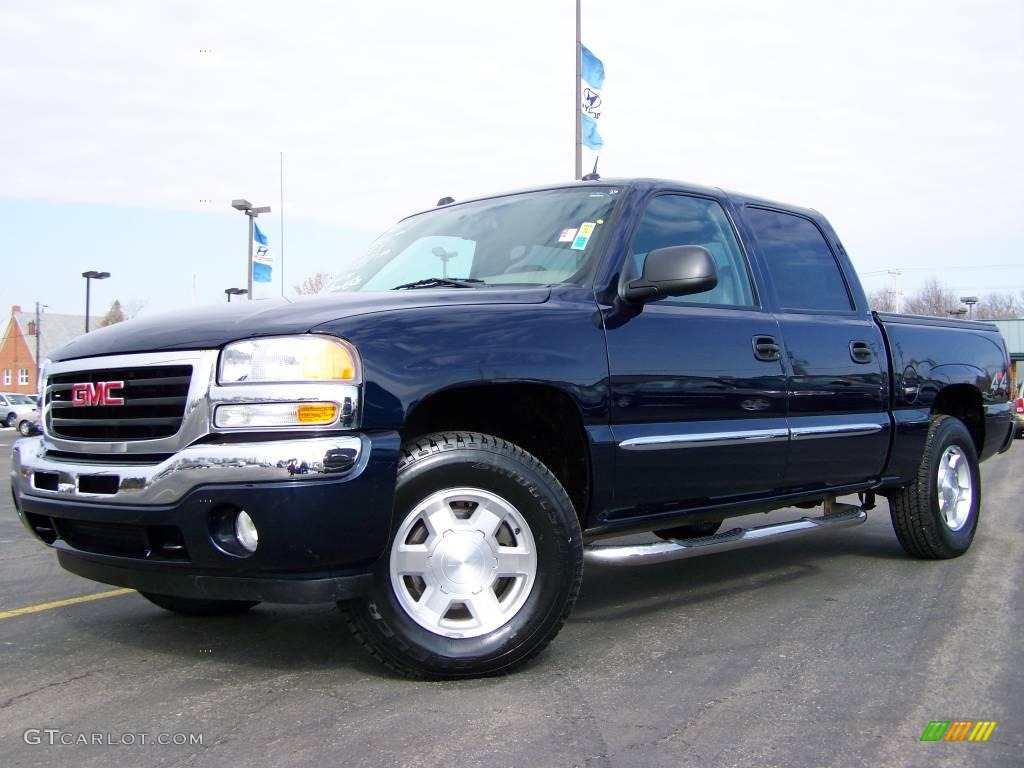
581,45 -> 605,90
580,45 -> 605,150
252,223 -> 273,283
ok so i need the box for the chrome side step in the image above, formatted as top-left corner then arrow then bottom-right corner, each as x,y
583,503 -> 867,567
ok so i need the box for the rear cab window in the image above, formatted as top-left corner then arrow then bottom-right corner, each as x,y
743,207 -> 853,313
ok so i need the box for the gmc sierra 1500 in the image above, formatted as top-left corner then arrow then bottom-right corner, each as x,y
11,178 -> 1014,678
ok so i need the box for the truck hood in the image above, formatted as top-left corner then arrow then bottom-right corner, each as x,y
51,288 -> 551,361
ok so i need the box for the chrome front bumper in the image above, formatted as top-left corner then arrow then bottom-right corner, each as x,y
11,434 -> 366,506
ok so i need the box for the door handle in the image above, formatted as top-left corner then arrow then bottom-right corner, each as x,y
849,341 -> 873,364
752,335 -> 781,362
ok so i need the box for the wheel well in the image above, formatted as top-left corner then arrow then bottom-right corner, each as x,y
403,384 -> 591,521
932,384 -> 984,453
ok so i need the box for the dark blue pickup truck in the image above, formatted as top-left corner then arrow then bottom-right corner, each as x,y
11,179 -> 1014,678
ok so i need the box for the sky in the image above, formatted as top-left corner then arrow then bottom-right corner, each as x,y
1,0 -> 1022,318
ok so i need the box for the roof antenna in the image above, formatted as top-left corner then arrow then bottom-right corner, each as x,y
436,196 -> 455,206
581,155 -> 600,181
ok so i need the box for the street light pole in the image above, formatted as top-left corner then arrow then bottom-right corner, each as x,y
232,200 -> 271,301
81,271 -> 111,332
960,296 -> 978,320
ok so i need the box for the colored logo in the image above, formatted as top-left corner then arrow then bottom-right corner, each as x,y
920,721 -> 997,742
71,381 -> 125,407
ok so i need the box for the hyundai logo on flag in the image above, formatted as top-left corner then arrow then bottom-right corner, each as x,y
253,223 -> 273,283
579,44 -> 605,151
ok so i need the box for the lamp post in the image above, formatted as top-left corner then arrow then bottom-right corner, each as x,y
224,288 -> 248,303
231,199 -> 271,300
959,296 -> 978,320
81,271 -> 110,332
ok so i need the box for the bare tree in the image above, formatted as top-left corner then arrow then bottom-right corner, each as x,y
867,287 -> 898,312
975,292 -> 1020,320
903,279 -> 960,317
123,300 -> 148,320
99,299 -> 125,327
294,272 -> 335,295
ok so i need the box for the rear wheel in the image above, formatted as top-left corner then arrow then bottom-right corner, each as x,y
4,413 -> 15,428
343,432 -> 583,679
139,592 -> 259,616
889,415 -> 980,559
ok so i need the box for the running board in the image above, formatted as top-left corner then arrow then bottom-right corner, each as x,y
583,503 -> 867,566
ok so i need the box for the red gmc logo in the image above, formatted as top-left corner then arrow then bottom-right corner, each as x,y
71,381 -> 125,407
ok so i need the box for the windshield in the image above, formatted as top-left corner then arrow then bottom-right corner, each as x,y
331,187 -> 620,291
11,394 -> 35,404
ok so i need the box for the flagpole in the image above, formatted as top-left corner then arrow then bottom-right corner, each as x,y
574,0 -> 582,180
280,151 -> 285,298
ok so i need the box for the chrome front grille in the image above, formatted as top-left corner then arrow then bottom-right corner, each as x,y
47,365 -> 193,441
42,350 -> 220,456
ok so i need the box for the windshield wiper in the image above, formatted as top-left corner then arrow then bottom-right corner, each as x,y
392,277 -> 485,290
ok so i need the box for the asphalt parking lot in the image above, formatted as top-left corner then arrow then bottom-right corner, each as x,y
0,428 -> 1020,767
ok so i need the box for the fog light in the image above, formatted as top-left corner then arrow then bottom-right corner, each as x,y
235,510 -> 259,553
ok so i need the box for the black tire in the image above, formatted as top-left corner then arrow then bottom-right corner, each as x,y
139,592 -> 259,616
343,431 -> 584,680
4,413 -> 15,428
889,415 -> 981,559
17,420 -> 33,436
654,521 -> 722,541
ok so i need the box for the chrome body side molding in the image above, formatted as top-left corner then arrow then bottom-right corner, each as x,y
620,428 -> 789,451
619,423 -> 884,450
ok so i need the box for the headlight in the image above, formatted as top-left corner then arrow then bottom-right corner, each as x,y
219,336 -> 358,384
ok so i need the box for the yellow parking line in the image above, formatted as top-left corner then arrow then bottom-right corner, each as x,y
0,589 -> 134,620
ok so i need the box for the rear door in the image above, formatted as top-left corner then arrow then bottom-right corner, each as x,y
742,206 -> 889,490
605,193 -> 789,520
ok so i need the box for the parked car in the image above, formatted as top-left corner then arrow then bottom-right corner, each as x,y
10,178 -> 1015,679
1,393 -> 38,431
18,416 -> 41,436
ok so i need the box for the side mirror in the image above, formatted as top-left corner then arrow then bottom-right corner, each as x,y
622,245 -> 718,303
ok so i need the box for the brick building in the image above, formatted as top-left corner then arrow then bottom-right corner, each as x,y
0,305 -> 99,394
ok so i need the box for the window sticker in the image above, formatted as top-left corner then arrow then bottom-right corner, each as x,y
558,227 -> 578,243
570,222 -> 597,250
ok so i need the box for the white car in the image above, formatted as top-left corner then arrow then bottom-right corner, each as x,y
0,393 -> 39,433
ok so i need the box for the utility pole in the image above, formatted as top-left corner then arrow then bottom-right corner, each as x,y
574,0 -> 582,180
887,269 -> 903,314
34,302 -> 41,372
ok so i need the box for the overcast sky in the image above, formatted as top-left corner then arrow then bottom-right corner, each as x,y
1,0 -> 1022,316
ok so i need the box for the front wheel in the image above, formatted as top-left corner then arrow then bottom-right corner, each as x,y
343,432 -> 583,679
888,415 -> 981,559
18,420 -> 34,436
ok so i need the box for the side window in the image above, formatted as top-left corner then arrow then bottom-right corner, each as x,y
744,208 -> 853,312
628,195 -> 755,307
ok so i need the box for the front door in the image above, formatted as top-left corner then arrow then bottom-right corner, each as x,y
604,193 -> 789,521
